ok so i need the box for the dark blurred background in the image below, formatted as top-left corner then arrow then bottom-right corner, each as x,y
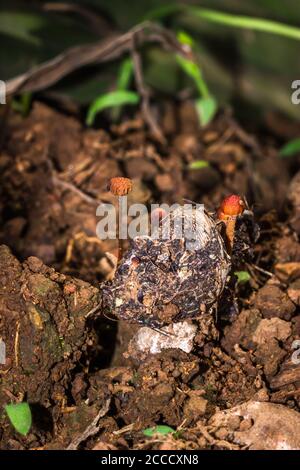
0,0 -> 300,124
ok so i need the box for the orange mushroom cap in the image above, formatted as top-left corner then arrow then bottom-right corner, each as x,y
108,177 -> 133,196
217,194 -> 245,219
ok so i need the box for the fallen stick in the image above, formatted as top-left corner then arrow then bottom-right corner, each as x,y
6,21 -> 193,97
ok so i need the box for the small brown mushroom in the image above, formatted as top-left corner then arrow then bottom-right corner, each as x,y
108,177 -> 133,197
108,177 -> 133,265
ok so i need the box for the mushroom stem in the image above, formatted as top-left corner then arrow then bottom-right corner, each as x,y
117,196 -> 126,265
108,177 -> 133,266
222,216 -> 237,254
217,194 -> 245,255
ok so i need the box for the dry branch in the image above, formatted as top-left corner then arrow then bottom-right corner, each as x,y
6,21 -> 193,140
6,22 -> 193,97
66,398 -> 111,450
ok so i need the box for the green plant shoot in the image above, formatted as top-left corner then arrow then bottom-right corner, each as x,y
4,402 -> 32,436
86,90 -> 139,126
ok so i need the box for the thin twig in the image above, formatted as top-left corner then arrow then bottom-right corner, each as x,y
66,398 -> 111,450
6,22 -> 191,97
131,38 -> 165,144
6,22 -> 194,140
52,175 -> 102,206
247,262 -> 273,277
14,322 -> 20,368
113,423 -> 135,435
85,302 -> 102,318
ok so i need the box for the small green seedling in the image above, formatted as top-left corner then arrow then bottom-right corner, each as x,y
176,31 -> 217,126
195,95 -> 217,127
4,402 -> 32,436
111,58 -> 135,121
87,57 -> 136,125
235,270 -> 251,284
143,425 -> 175,437
86,90 -> 139,126
279,138 -> 300,158
189,160 -> 210,170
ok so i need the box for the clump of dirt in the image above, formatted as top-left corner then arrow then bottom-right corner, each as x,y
0,100 -> 300,450
0,245 -> 101,449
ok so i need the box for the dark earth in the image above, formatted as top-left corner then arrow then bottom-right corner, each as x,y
1,100 -> 300,449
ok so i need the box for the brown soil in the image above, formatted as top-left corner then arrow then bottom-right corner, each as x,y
0,100 -> 300,450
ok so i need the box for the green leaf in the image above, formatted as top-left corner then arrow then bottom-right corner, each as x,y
279,138 -> 300,157
195,95 -> 217,126
116,58 -> 134,91
86,90 -> 139,126
111,58 -> 134,121
143,425 -> 175,437
235,271 -> 251,284
176,31 -> 217,127
176,55 -> 209,98
189,160 -> 210,170
5,403 -> 32,436
188,7 -> 300,41
146,5 -> 300,41
177,30 -> 195,48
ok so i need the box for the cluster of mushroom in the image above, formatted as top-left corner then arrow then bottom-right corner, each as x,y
105,176 -> 245,330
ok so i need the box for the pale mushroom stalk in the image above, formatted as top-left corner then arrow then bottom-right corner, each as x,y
108,177 -> 133,265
